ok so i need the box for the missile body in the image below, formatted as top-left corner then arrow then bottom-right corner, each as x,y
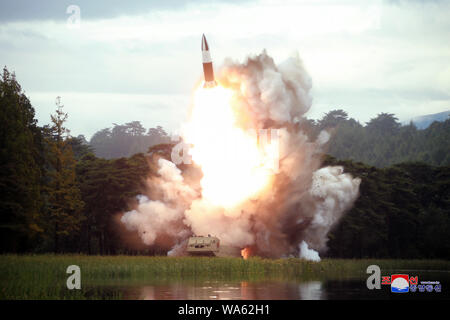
201,34 -> 217,88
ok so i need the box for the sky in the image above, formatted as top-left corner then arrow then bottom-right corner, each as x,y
0,0 -> 449,139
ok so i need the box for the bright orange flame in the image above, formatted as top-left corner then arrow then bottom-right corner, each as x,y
183,84 -> 277,208
241,247 -> 251,259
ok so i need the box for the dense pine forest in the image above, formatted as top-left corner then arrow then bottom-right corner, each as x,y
1,67 -> 449,258
304,109 -> 449,167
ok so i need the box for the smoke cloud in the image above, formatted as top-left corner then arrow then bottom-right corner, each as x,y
120,50 -> 361,260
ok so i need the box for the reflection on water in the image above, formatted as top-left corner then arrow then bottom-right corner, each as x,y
116,279 -> 327,300
132,280 -> 308,300
93,271 -> 449,300
298,281 -> 323,300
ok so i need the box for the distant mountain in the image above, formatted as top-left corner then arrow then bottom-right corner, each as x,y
406,110 -> 450,129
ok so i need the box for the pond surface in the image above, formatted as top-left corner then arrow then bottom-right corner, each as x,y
93,270 -> 449,300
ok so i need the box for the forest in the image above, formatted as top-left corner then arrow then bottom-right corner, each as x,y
1,67 -> 449,258
304,109 -> 449,167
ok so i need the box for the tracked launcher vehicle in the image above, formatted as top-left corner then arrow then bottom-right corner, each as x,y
187,235 -> 242,258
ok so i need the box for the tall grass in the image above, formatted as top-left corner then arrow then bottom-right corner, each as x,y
1,255 -> 448,299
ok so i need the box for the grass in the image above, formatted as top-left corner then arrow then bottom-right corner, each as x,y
1,255 -> 449,299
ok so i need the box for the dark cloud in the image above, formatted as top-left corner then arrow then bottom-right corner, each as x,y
0,0 -> 248,22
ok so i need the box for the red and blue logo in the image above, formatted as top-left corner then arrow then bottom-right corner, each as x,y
381,274 -> 419,293
367,265 -> 441,293
390,274 -> 410,293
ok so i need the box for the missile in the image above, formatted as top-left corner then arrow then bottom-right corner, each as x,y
201,34 -> 217,88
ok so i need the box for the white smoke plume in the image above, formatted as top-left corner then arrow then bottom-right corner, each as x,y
120,50 -> 361,259
299,241 -> 321,262
121,159 -> 196,246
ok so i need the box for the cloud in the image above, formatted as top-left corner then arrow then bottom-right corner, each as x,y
0,0 -> 250,22
29,91 -> 189,139
0,0 -> 449,136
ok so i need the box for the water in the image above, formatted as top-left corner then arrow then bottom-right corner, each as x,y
93,271 -> 449,300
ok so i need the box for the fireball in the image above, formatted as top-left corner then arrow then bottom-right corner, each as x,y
183,84 -> 277,208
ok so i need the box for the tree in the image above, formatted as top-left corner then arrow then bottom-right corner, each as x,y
310,110 -> 449,168
365,113 -> 400,134
0,67 -> 44,252
89,122 -> 171,159
43,97 -> 84,253
318,109 -> 348,129
76,152 -> 150,254
67,135 -> 93,160
90,128 -> 112,158
126,121 -> 146,136
325,155 -> 450,259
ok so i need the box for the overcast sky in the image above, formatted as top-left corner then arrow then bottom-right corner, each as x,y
0,0 -> 449,138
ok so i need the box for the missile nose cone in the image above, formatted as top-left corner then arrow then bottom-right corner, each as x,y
201,34 -> 209,51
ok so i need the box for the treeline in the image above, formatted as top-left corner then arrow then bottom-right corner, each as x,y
87,109 -> 450,168
89,122 -> 171,159
0,68 -> 150,253
1,67 -> 449,258
305,110 -> 449,167
325,156 -> 450,259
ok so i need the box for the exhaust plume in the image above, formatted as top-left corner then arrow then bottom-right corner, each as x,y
120,50 -> 361,260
